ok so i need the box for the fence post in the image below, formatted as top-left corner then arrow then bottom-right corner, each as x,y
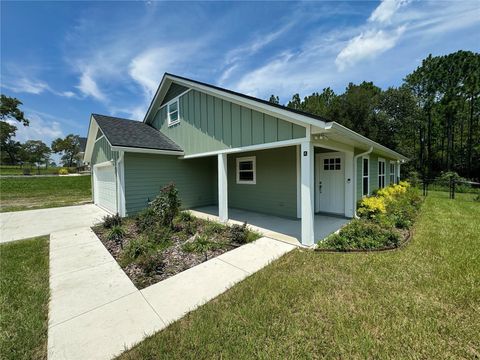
452,179 -> 455,199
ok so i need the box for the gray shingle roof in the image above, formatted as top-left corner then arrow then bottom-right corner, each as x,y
92,114 -> 182,152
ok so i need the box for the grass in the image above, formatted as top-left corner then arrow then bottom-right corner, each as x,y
0,175 -> 91,212
0,236 -> 50,360
0,165 -> 77,176
119,191 -> 480,359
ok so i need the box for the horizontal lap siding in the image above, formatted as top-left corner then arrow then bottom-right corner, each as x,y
124,153 -> 217,215
152,88 -> 306,156
227,146 -> 297,218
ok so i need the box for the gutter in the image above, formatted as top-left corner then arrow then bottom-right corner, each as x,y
353,146 -> 373,218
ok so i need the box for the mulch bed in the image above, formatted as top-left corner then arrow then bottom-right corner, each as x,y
92,218 -> 247,289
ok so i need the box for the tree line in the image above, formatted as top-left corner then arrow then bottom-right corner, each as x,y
270,51 -> 480,180
0,95 -> 82,168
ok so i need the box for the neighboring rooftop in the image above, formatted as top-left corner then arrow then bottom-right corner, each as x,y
92,114 -> 183,152
78,137 -> 87,153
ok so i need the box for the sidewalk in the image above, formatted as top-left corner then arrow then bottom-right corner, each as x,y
48,227 -> 296,360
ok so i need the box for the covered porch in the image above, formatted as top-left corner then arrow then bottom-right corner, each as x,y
190,206 -> 350,247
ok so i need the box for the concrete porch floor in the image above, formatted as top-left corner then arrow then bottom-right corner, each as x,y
191,206 -> 350,246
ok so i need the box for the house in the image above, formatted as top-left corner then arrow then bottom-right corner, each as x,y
83,73 -> 407,246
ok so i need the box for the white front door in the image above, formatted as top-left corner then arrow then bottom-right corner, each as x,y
315,153 -> 345,215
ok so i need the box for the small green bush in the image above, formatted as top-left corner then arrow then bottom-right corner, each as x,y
149,226 -> 172,244
102,213 -> 122,228
135,207 -> 157,232
150,183 -> 181,228
204,221 -> 225,236
182,234 -> 224,260
177,211 -> 193,223
318,220 -> 401,251
137,251 -> 164,275
123,236 -> 152,260
107,225 -> 125,244
58,168 -> 69,175
228,222 -> 248,244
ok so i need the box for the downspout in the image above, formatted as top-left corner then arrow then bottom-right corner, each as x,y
353,146 -> 373,218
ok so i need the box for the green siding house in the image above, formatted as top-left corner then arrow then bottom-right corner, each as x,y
84,73 -> 406,246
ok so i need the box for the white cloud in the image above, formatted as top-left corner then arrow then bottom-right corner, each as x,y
3,77 -> 49,94
335,26 -> 406,71
77,68 -> 107,101
369,0 -> 410,24
7,113 -> 64,146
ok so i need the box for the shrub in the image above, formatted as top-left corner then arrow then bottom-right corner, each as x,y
135,207 -> 157,232
107,225 -> 126,245
317,220 -> 401,251
177,211 -> 193,223
58,167 -> 69,175
149,226 -> 172,245
228,222 -> 248,244
137,252 -> 165,275
182,234 -> 223,261
357,196 -> 387,219
204,221 -> 225,236
102,213 -> 122,228
150,183 -> 181,228
123,236 -> 152,260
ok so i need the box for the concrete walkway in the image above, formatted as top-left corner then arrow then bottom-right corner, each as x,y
0,204 -> 108,243
48,228 -> 296,360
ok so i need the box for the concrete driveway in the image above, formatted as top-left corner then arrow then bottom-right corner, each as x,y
0,204 -> 109,243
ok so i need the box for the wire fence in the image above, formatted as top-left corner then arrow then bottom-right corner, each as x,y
417,178 -> 480,200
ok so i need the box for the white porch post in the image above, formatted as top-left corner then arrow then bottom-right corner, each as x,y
301,141 -> 315,246
344,151 -> 354,218
396,161 -> 401,183
218,153 -> 228,222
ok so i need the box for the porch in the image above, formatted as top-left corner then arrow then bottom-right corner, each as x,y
191,206 -> 350,247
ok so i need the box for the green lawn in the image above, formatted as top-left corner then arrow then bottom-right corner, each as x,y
0,175 -> 91,212
0,165 -> 77,176
0,236 -> 50,360
120,192 -> 480,359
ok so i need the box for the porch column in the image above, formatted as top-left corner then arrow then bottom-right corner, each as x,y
218,153 -> 228,222
396,161 -> 401,183
301,141 -> 315,246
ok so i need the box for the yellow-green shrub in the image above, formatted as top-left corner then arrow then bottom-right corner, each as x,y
357,196 -> 387,218
58,168 -> 69,175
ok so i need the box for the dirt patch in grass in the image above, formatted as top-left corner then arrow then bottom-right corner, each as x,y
93,215 -> 260,289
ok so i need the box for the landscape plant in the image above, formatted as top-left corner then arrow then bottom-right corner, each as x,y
150,183 -> 181,228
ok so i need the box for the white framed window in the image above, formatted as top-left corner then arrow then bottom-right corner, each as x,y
236,156 -> 256,184
167,99 -> 180,126
390,162 -> 395,184
362,156 -> 369,196
378,158 -> 386,189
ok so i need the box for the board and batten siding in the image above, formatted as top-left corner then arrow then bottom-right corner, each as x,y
151,88 -> 306,156
91,134 -> 118,165
123,153 -> 217,215
227,146 -> 297,218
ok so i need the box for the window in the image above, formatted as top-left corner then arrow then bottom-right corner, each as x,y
378,159 -> 386,189
167,100 -> 179,126
323,157 -> 341,171
236,156 -> 256,184
390,162 -> 395,184
362,157 -> 369,196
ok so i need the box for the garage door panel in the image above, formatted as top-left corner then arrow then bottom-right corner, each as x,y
95,165 -> 116,213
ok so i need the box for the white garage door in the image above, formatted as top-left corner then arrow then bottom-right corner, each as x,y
94,163 -> 117,213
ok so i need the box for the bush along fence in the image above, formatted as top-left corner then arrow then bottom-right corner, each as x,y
410,171 -> 480,199
317,181 -> 422,252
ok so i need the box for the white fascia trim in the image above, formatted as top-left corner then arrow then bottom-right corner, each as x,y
327,122 -> 408,161
93,160 -> 115,168
182,137 -> 307,159
151,76 -> 319,130
110,146 -> 184,156
94,134 -> 105,143
159,89 -> 192,112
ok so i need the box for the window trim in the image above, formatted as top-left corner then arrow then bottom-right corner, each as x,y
389,161 -> 395,184
167,98 -> 180,127
378,158 -> 386,189
362,156 -> 369,196
236,156 -> 256,185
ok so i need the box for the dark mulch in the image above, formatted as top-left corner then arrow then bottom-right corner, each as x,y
93,217 -> 258,289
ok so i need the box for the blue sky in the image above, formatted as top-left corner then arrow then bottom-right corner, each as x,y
1,0 -> 479,149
